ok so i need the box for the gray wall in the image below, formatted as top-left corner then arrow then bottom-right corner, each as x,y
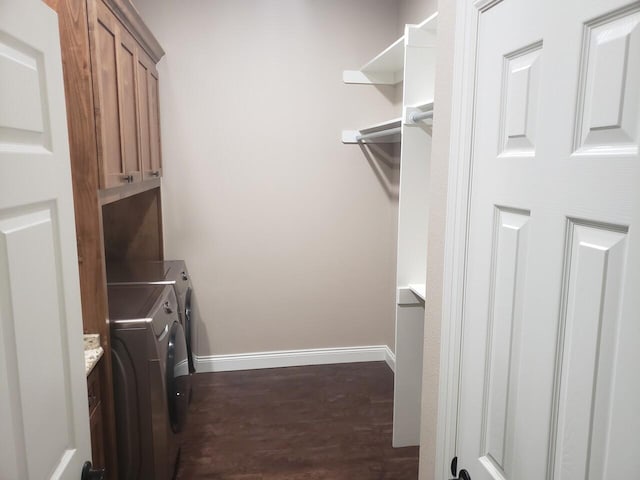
135,0 -> 406,356
398,0 -> 438,34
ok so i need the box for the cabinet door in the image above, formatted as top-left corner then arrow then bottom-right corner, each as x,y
89,0 -> 141,188
136,50 -> 161,179
148,65 -> 162,177
89,0 -> 124,188
116,28 -> 142,183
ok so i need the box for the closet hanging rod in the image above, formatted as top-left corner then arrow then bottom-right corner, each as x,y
410,110 -> 433,123
357,126 -> 402,142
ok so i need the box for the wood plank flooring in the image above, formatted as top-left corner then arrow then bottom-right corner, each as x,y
177,362 -> 419,479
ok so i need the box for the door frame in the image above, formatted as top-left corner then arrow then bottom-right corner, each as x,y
434,0 -> 498,477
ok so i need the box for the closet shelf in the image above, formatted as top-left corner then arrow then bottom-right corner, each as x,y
397,284 -> 426,305
342,117 -> 402,144
343,13 -> 438,86
408,283 -> 426,301
343,36 -> 405,85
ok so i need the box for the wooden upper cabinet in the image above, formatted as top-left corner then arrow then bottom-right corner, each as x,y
88,0 -> 162,189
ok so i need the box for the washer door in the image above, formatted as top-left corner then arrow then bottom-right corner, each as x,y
184,287 -> 196,373
166,321 -> 190,433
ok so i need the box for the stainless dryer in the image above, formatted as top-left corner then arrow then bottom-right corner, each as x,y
108,284 -> 191,480
107,260 -> 196,373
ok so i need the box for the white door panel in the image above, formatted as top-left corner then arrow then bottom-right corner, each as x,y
553,221 -> 628,480
452,0 -> 640,479
0,0 -> 91,479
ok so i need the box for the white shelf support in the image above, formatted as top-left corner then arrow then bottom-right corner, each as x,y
342,70 -> 400,85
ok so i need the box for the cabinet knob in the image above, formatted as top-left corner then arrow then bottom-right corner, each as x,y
151,170 -> 160,177
122,174 -> 134,183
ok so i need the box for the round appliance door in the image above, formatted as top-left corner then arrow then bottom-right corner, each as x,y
166,321 -> 191,433
184,287 -> 195,373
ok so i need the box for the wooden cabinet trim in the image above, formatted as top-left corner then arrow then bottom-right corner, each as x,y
101,0 -> 165,63
99,177 -> 161,205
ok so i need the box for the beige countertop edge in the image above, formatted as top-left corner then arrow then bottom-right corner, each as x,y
84,334 -> 104,377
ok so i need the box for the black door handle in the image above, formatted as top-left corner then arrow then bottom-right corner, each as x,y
449,457 -> 471,480
450,470 -> 471,480
81,461 -> 105,480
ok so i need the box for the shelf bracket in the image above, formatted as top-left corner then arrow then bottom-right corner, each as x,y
343,70 -> 401,85
341,130 -> 360,144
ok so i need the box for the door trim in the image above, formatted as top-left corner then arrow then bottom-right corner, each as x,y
435,0 -> 489,477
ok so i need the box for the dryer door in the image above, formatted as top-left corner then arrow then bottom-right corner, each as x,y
166,322 -> 191,433
184,287 -> 196,373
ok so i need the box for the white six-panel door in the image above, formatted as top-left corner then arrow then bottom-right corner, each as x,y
450,0 -> 640,478
0,0 -> 92,478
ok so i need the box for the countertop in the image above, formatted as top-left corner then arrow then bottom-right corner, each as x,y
84,334 -> 104,376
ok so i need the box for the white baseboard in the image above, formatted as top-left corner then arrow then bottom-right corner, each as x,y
194,345 -> 396,373
384,346 -> 396,372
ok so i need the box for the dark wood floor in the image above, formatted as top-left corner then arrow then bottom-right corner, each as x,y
177,362 -> 419,479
